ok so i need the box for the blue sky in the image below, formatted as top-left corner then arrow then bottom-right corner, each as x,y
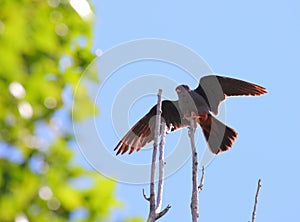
88,0 -> 300,221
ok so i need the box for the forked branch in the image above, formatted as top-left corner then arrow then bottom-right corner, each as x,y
145,89 -> 170,222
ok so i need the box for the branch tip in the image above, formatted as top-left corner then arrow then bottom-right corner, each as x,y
251,178 -> 262,222
142,188 -> 150,201
198,166 -> 205,192
155,205 -> 171,220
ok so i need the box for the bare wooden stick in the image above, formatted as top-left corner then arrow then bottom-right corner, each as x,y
188,115 -> 199,222
155,204 -> 171,220
145,89 -> 170,221
251,179 -> 262,222
198,166 -> 205,192
142,188 -> 150,201
147,89 -> 163,222
156,122 -> 167,212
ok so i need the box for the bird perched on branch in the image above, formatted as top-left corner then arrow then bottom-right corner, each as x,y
114,75 -> 266,155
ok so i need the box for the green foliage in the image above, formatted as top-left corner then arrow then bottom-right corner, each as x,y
0,0 -> 135,221
123,218 -> 144,222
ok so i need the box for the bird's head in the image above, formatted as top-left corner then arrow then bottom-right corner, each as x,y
175,84 -> 191,94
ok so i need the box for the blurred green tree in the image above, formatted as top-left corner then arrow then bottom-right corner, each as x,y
0,1 -> 141,221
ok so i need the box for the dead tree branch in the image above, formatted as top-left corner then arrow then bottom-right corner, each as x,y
198,166 -> 205,192
146,89 -> 170,222
156,122 -> 167,212
188,115 -> 199,222
251,179 -> 262,222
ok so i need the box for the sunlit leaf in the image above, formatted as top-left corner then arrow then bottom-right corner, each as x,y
0,1 -> 129,221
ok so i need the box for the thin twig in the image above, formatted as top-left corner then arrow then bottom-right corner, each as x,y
156,122 -> 167,213
142,189 -> 150,201
188,115 -> 199,222
251,179 -> 262,222
155,204 -> 171,220
148,89 -> 163,222
198,166 -> 205,192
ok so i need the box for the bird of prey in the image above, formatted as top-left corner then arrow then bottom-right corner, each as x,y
114,75 -> 266,155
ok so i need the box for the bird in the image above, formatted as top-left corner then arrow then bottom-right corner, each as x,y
114,75 -> 266,155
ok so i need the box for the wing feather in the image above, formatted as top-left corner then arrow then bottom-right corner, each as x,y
195,75 -> 266,114
114,100 -> 188,155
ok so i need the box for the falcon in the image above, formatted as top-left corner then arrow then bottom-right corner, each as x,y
114,75 -> 266,155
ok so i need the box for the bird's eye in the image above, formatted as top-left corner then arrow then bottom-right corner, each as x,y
176,87 -> 181,93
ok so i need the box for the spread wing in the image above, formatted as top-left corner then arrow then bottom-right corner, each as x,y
194,75 -> 267,115
114,100 -> 188,155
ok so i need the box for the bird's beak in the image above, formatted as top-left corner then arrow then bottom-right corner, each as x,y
176,87 -> 181,93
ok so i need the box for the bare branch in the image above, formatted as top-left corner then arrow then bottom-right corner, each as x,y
198,166 -> 205,192
188,115 -> 199,222
142,189 -> 150,201
145,89 -> 170,221
156,122 -> 167,212
147,89 -> 163,222
251,179 -> 262,222
155,204 -> 171,220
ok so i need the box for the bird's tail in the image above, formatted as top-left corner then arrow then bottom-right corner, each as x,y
198,114 -> 238,154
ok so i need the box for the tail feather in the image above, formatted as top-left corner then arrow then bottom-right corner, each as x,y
199,114 -> 237,154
